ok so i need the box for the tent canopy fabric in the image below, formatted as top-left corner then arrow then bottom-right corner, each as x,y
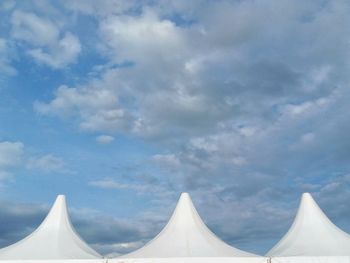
111,257 -> 268,263
270,256 -> 350,263
0,195 -> 101,260
121,193 -> 261,258
267,193 -> 350,257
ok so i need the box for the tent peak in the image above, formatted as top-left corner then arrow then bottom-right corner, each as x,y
171,192 -> 199,223
299,192 -> 321,213
178,192 -> 191,203
180,192 -> 190,198
53,195 -> 66,206
301,192 -> 312,200
177,192 -> 192,206
0,196 -> 101,260
267,193 -> 350,257
44,195 -> 69,227
122,193 -> 258,258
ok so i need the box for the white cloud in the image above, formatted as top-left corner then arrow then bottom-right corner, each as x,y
11,10 -> 59,46
96,135 -> 115,144
35,83 -> 132,132
62,0 -> 136,16
89,179 -> 146,191
0,141 -> 24,181
302,65 -> 332,92
0,140 -> 70,178
300,133 -> 315,144
231,156 -> 248,166
282,93 -> 335,117
10,11 -> 81,68
0,0 -> 16,11
152,154 -> 180,168
0,171 -> 11,181
33,2 -> 350,203
0,38 -> 17,76
37,2 -> 336,139
100,9 -> 187,64
93,242 -> 137,258
28,32 -> 81,68
88,178 -> 172,198
26,154 -> 69,173
0,141 -> 24,168
35,1 -> 350,153
35,85 -> 118,116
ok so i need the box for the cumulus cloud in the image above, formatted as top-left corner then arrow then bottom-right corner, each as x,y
0,141 -> 24,181
0,38 -> 16,76
10,10 -> 81,68
35,83 -> 132,132
0,141 -> 24,168
96,135 -> 115,144
100,9 -> 187,64
0,140 -> 71,180
35,1 -> 350,190
62,0 -> 137,17
37,1 -> 349,139
26,154 -> 70,174
0,0 -> 15,11
27,32 -> 81,68
152,154 -> 180,169
11,10 -> 59,46
88,177 -> 174,200
89,179 -> 141,190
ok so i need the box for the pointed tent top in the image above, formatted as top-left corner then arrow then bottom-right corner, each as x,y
180,192 -> 190,199
267,192 -> 350,257
123,192 -> 259,258
301,192 -> 314,204
42,194 -> 69,228
302,192 -> 311,199
181,192 -> 190,197
0,195 -> 101,260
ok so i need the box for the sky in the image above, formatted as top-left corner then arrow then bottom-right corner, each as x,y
1,0 -> 350,257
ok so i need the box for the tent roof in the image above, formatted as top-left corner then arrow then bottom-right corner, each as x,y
267,193 -> 350,257
0,195 -> 101,260
122,193 -> 259,258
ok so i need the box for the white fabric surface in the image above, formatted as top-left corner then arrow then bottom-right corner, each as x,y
267,193 -> 350,257
271,256 -> 350,263
0,260 -> 106,263
0,195 -> 101,260
121,193 -> 261,258
111,257 -> 269,263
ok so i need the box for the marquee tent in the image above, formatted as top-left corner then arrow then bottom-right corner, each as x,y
267,193 -> 350,263
112,193 -> 267,263
0,195 -> 102,262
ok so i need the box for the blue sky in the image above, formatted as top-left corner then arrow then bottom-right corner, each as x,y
1,0 -> 350,257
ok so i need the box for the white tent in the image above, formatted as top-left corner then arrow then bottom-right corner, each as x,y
268,193 -> 350,263
112,193 -> 267,263
0,195 -> 102,262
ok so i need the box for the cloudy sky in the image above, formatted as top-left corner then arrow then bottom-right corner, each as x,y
1,0 -> 350,257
